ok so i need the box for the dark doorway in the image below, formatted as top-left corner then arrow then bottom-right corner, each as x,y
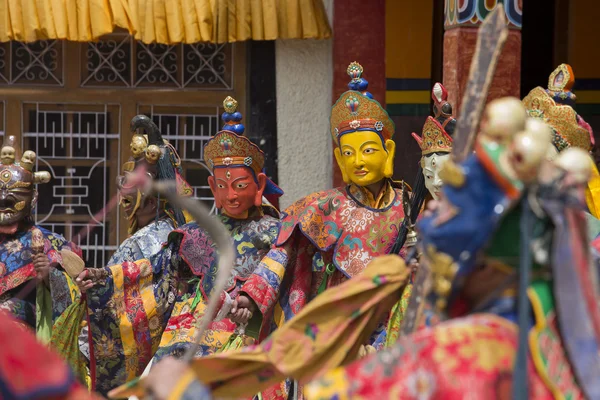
520,0 -> 558,97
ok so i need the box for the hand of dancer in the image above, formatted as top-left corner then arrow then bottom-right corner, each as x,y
229,294 -> 256,324
33,254 -> 52,285
358,344 -> 376,359
75,269 -> 96,293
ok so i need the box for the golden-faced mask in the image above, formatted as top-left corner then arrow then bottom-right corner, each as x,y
330,62 -> 396,189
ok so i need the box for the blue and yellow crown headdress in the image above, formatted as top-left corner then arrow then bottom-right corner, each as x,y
330,62 -> 395,146
204,97 -> 283,197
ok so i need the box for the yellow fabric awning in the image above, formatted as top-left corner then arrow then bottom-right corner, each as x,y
0,0 -> 332,44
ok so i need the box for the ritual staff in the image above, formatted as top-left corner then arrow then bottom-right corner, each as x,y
231,62 -> 408,351
305,99 -> 600,399
0,137 -> 81,340
76,97 -> 282,395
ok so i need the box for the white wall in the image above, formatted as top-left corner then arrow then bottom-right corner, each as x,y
275,0 -> 334,210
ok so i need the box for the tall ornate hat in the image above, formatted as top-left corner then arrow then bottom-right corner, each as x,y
522,64 -> 593,152
204,97 -> 283,197
124,116 -> 193,229
412,83 -> 455,156
411,117 -> 453,156
330,62 -> 395,146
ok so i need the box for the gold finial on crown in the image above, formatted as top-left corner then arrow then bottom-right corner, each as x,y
223,96 -> 238,114
346,61 -> 363,80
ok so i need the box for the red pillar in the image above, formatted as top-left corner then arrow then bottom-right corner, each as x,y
332,0 -> 386,187
443,0 -> 523,114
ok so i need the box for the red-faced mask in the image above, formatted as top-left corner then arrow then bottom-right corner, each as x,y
208,167 -> 266,219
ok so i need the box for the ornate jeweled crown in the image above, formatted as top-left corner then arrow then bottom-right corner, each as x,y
203,96 -> 265,176
522,64 -> 592,152
412,117 -> 453,155
330,62 -> 395,145
204,96 -> 283,198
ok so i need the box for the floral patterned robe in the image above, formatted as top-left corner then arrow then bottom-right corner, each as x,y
79,217 -> 176,361
107,217 -> 175,266
0,224 -> 81,330
85,207 -> 280,395
240,180 -> 406,345
236,181 -> 408,399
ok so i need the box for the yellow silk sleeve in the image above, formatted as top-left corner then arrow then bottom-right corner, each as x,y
586,160 -> 600,219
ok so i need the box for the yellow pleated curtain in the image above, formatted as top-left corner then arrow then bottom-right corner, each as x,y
0,0 -> 331,43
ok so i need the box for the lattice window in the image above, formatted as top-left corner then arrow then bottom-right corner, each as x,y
22,103 -> 121,267
0,41 -> 64,86
80,35 -> 131,87
137,104 -> 218,213
135,43 -> 180,87
182,43 -> 232,89
1,37 -> 245,267
82,33 -> 233,89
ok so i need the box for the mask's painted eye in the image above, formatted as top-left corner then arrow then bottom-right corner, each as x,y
343,150 -> 352,157
364,148 -> 376,154
217,184 -> 225,189
236,183 -> 248,189
426,175 -> 432,180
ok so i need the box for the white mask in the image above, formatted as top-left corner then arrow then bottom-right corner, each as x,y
423,152 -> 451,200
